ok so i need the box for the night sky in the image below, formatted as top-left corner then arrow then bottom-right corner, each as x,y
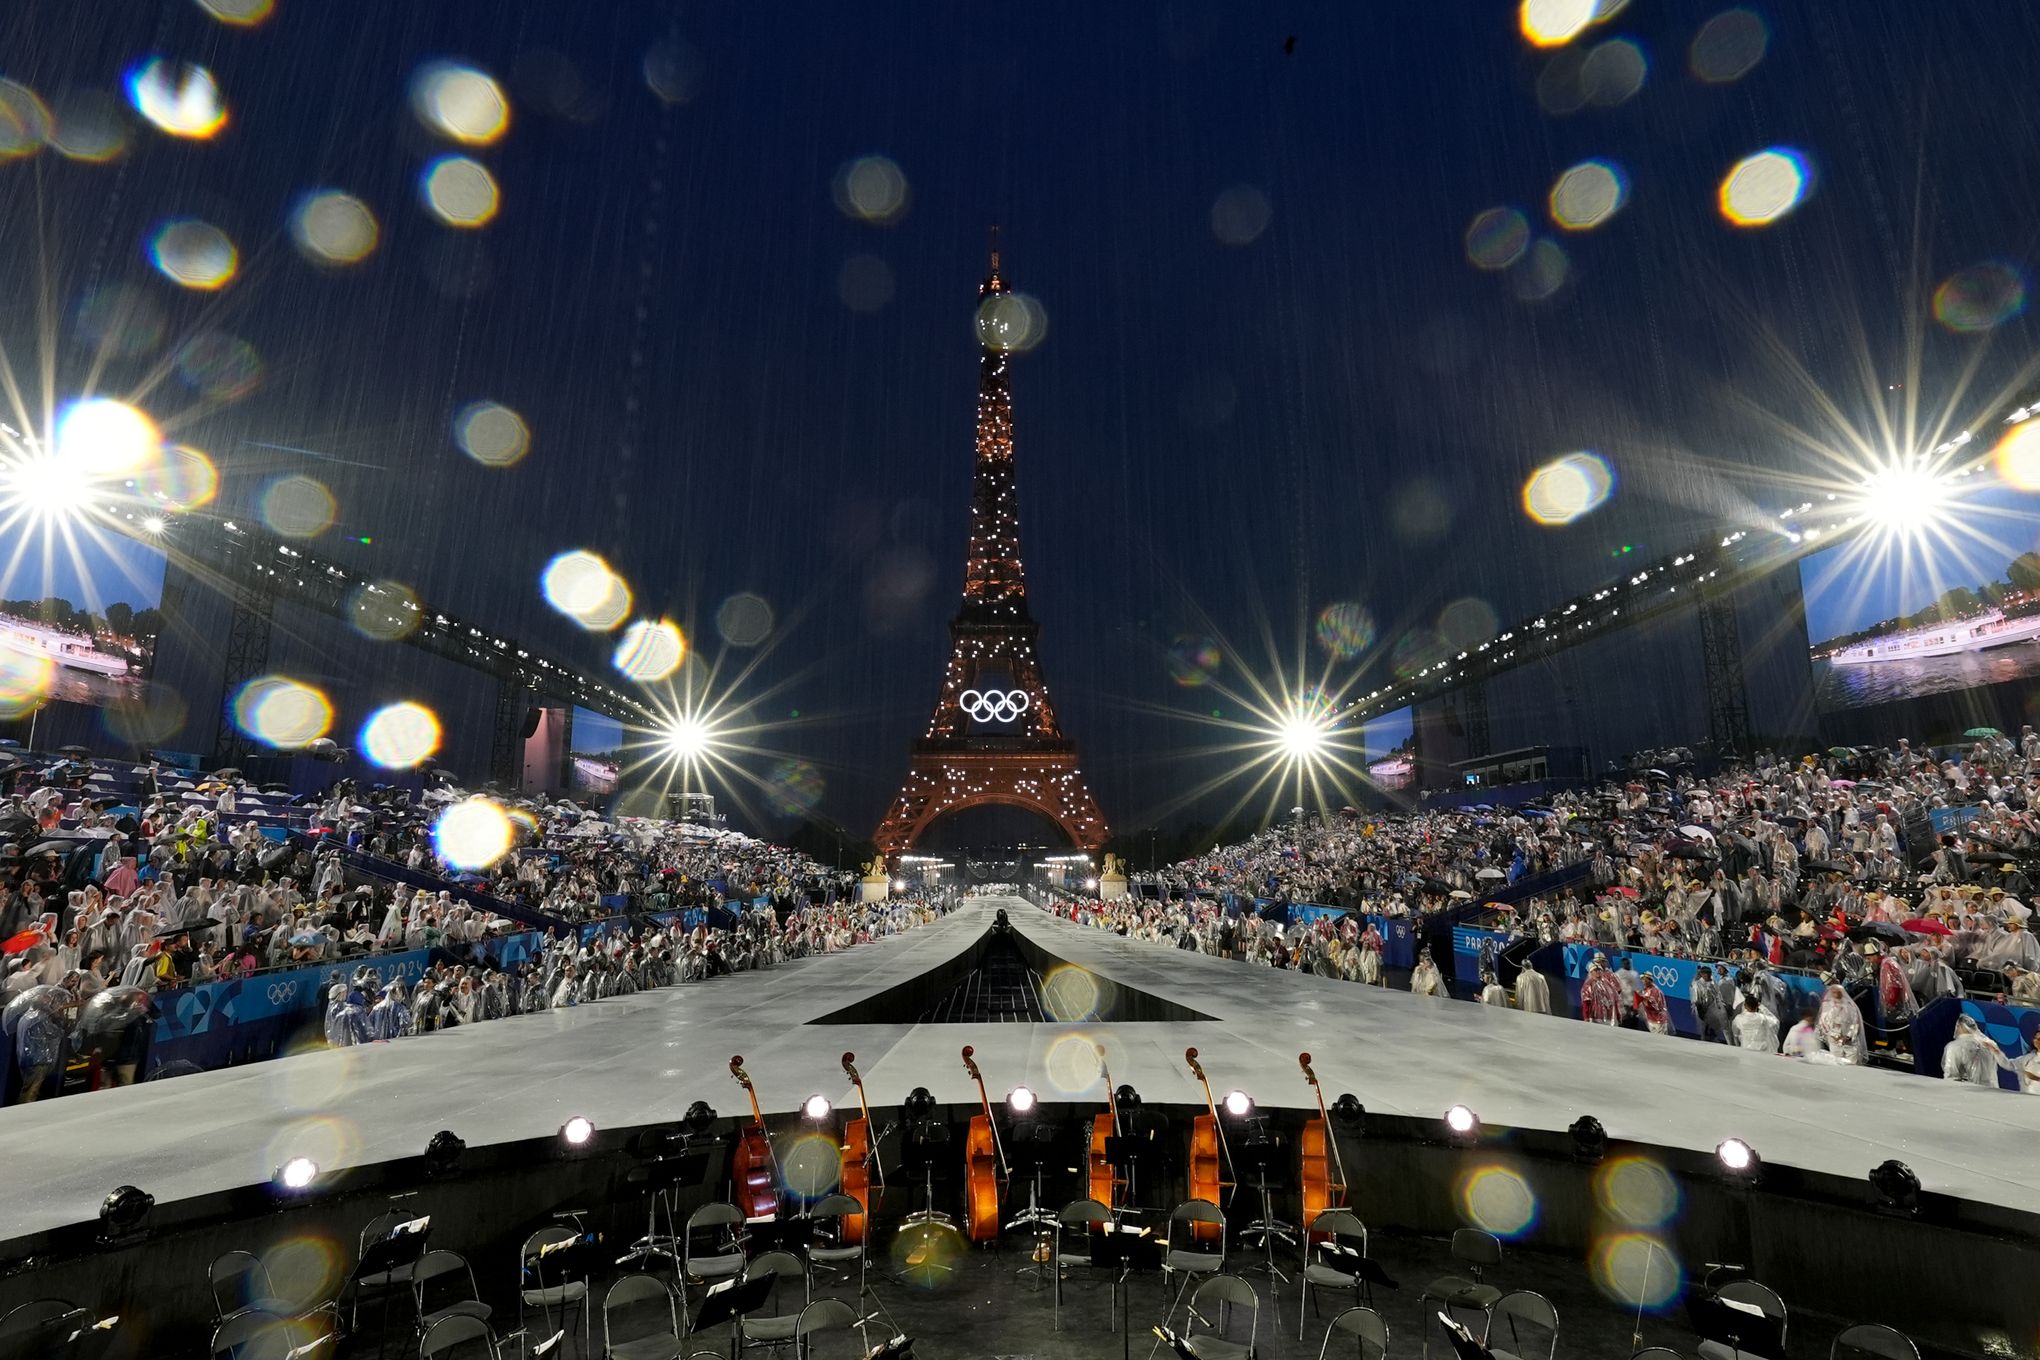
5,1 -> 2040,841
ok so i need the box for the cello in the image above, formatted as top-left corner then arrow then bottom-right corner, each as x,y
1088,1042 -> 1120,1211
1297,1051 -> 1350,1242
840,1051 -> 882,1245
1183,1046 -> 1232,1243
728,1055 -> 780,1222
959,1045 -> 1008,1244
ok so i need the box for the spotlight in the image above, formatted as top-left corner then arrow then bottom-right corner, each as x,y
803,1094 -> 833,1122
141,516 -> 166,534
276,1157 -> 319,1192
1084,877 -> 1099,891
1114,1083 -> 1142,1110
97,1185 -> 153,1243
1870,1159 -> 1920,1215
1569,1115 -> 1607,1163
1330,1093 -> 1365,1131
1222,1089 -> 1254,1119
1443,1105 -> 1480,1142
1716,1137 -> 1760,1179
903,1086 -> 937,1120
424,1130 -> 466,1178
659,716 -> 711,759
560,1116 -> 595,1147
1007,1085 -> 1037,1114
684,1100 -> 718,1133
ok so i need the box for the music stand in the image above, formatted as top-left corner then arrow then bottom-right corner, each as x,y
1690,1295 -> 1787,1360
1315,1238 -> 1399,1304
617,1150 -> 710,1273
1103,1134 -> 1147,1216
1233,1119 -> 1293,1283
688,1275 -> 776,1360
898,1121 -> 953,1228
1091,1222 -> 1163,1360
1006,1119 -> 1063,1288
347,1229 -> 428,1360
743,1214 -> 812,1257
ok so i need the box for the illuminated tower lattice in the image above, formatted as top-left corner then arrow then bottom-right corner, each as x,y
873,233 -> 1109,856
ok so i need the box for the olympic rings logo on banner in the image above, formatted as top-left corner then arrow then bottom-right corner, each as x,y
267,982 -> 299,1006
960,688 -> 1032,723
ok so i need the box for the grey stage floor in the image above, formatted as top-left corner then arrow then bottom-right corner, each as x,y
5,897 -> 2040,1240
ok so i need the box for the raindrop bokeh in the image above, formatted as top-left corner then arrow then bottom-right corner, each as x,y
149,219 -> 239,290
1210,185 -> 1272,246
260,475 -> 337,538
360,702 -> 442,768
1510,238 -> 1571,301
0,649 -> 54,719
411,63 -> 510,145
175,332 -> 264,401
837,255 -> 895,313
1718,148 -> 1812,227
1465,208 -> 1530,271
47,90 -> 128,162
1439,597 -> 1500,649
348,580 -> 423,642
975,293 -> 1049,353
643,40 -> 706,105
542,551 -> 632,632
135,445 -> 220,511
1315,603 -> 1378,661
232,676 -> 333,748
454,401 -> 531,467
764,759 -> 825,817
833,156 -> 909,226
433,798 -> 515,871
1549,160 -> 1628,231
1689,8 -> 1769,84
196,0 -> 274,26
1932,262 -> 2027,334
126,59 -> 226,139
74,286 -> 166,360
1166,634 -> 1222,687
1458,1165 -> 1540,1237
421,156 -> 500,228
715,593 -> 774,647
1521,0 -> 1597,48
56,398 -> 158,478
613,619 -> 686,681
1523,451 -> 1615,524
0,81 -> 50,161
291,191 -> 380,266
1992,420 -> 2040,491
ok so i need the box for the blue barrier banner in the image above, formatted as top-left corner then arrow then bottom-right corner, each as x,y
1369,916 -> 1416,970
153,949 -> 436,1043
1929,805 -> 1985,835
1914,997 -> 2040,1089
1451,927 -> 1506,984
1556,943 -> 1826,1037
1289,903 -> 1347,926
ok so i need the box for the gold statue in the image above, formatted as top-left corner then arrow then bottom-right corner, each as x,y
864,855 -> 887,879
1102,853 -> 1125,878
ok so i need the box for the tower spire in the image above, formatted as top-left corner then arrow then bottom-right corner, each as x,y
981,225 -> 1005,296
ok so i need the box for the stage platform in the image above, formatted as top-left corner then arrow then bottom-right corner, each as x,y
6,897 -> 2039,1242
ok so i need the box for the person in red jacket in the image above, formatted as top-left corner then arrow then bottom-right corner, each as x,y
1580,951 -> 1623,1025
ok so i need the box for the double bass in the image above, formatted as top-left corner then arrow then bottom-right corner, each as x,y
1183,1046 -> 1231,1244
959,1045 -> 1008,1243
839,1051 -> 882,1245
1297,1052 -> 1350,1241
1088,1042 -> 1120,1210
728,1055 -> 780,1221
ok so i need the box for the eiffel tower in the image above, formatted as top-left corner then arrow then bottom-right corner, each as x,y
872,232 -> 1109,857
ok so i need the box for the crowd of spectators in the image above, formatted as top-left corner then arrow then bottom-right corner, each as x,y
1,752 -> 950,1102
1045,729 -> 2040,1091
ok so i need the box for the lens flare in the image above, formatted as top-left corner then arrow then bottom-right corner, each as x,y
715,592 -> 774,647
434,798 -> 514,870
74,286 -> 165,360
149,220 -> 238,290
832,155 -> 909,225
175,332 -> 264,401
643,39 -> 705,105
1211,185 -> 1272,246
542,551 -> 633,631
1550,159 -> 1629,231
1044,1033 -> 1106,1094
48,90 -> 129,163
1041,965 -> 1102,1021
838,254 -> 895,313
779,1132 -> 843,1202
1166,634 -> 1222,686
1465,207 -> 1530,271
103,685 -> 187,745
1689,8 -> 1768,84
0,81 -> 52,161
975,292 -> 1049,353
410,63 -> 509,145
291,191 -> 380,266
1933,262 -> 2027,334
1438,597 -> 1499,649
1509,238 -> 1570,301
260,476 -> 337,538
1849,459 -> 1952,542
1521,0 -> 1597,47
1718,148 -> 1811,227
763,758 -> 824,817
0,647 -> 55,719
1315,603 -> 1377,661
261,1237 -> 344,1313
359,702 -> 441,768
126,59 -> 226,139
1594,1155 -> 1682,1228
421,156 -> 500,228
454,401 -> 530,467
1591,1233 -> 1682,1309
57,398 -> 159,478
1458,1165 -> 1539,1238
232,677 -> 333,748
1994,421 -> 2040,491
347,581 -> 422,641
197,0 -> 274,25
614,619 -> 686,681
136,444 -> 219,510
1580,38 -> 1647,106
1523,451 -> 1614,524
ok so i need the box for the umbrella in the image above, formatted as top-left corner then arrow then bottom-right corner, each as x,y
1828,779 -> 1856,789
1645,769 -> 1670,780
1964,727 -> 2003,739
211,767 -> 243,780
57,744 -> 91,756
1,985 -> 73,1037
1678,825 -> 1716,841
1827,747 -> 1854,758
155,917 -> 223,939
289,930 -> 325,947
1902,918 -> 1953,936
2,928 -> 43,955
1848,922 -> 1910,945
1448,889 -> 1474,900
1966,852 -> 2016,866
1475,868 -> 1506,881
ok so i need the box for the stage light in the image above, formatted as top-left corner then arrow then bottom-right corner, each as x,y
97,1185 -> 153,1241
276,1157 -> 318,1192
1716,1137 -> 1759,1178
903,1086 -> 937,1120
1331,1093 -> 1366,1133
1444,1105 -> 1480,1141
684,1101 -> 718,1133
141,515 -> 166,534
802,1093 -> 833,1122
1114,1084 -> 1142,1110
1848,459 -> 1953,544
560,1116 -> 594,1147
1870,1159 -> 1920,1214
892,878 -> 907,892
1277,707 -> 1331,758
1007,1085 -> 1037,1114
1223,1089 -> 1254,1118
1569,1114 -> 1607,1163
659,714 -> 712,759
424,1130 -> 465,1178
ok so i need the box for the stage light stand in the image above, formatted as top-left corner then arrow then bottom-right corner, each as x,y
1232,1114 -> 1293,1284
